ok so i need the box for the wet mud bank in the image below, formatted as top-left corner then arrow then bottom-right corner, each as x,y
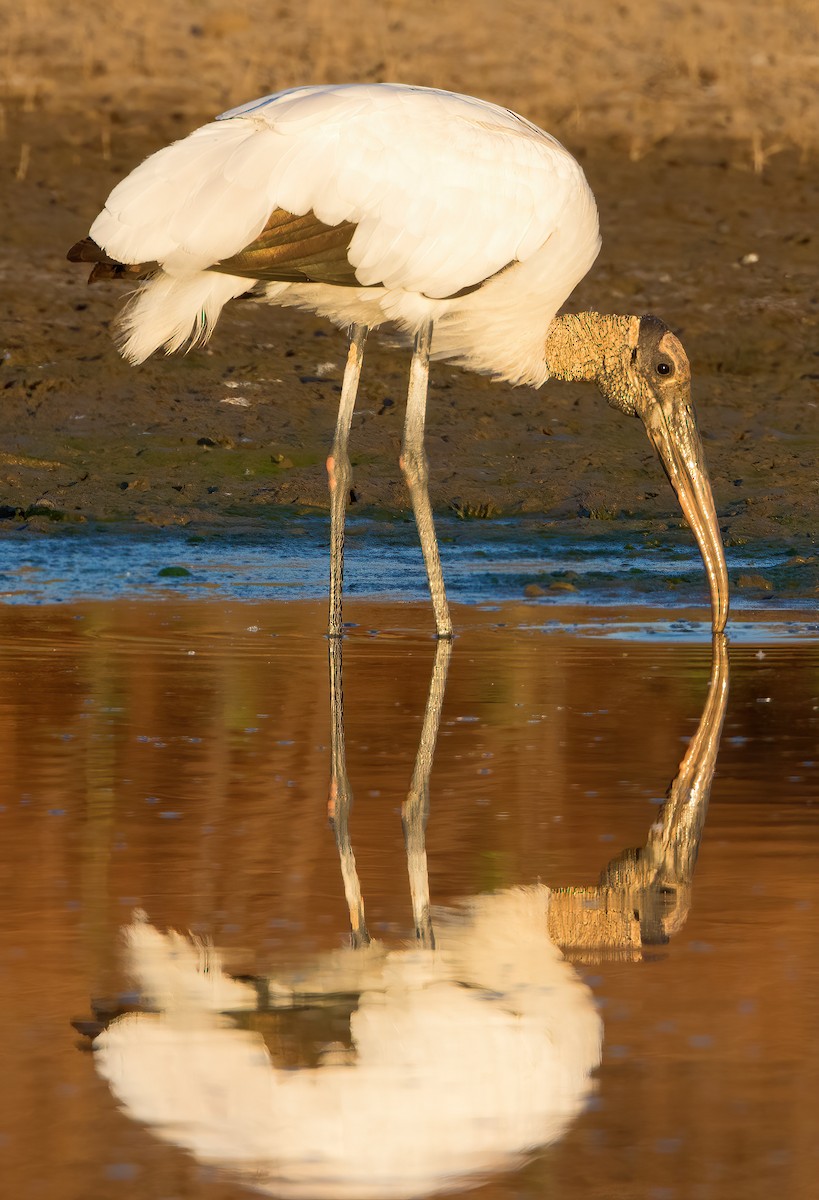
2,113 -> 817,573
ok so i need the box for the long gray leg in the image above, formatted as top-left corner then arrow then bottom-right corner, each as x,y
402,637 -> 453,947
327,636 -> 369,947
327,325 -> 367,638
400,319 -> 453,639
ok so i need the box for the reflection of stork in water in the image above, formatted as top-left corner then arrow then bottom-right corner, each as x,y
68,83 -> 729,638
91,635 -> 728,1197
327,632 -> 730,962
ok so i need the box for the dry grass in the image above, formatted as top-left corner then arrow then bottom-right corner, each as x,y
2,0 -> 817,163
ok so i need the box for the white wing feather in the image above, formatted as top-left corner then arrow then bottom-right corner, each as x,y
88,84 -> 600,376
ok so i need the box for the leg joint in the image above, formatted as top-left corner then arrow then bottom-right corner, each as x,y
399,445 -> 428,485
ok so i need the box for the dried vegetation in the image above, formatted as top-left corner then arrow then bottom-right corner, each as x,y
2,0 -> 818,172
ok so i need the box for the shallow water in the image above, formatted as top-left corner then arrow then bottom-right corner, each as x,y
1,523 -> 817,618
1,599 -> 818,1199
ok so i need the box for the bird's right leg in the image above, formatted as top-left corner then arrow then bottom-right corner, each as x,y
401,318 -> 453,638
402,637 -> 452,948
327,324 -> 367,638
327,635 -> 370,948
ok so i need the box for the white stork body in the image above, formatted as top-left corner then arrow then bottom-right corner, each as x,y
70,84 -> 729,637
90,84 -> 600,386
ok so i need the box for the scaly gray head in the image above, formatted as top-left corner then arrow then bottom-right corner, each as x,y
597,314 -> 729,633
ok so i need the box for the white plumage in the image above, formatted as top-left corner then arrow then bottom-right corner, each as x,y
94,889 -> 601,1198
88,83 -> 600,385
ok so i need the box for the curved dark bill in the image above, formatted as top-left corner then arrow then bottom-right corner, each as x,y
640,394 -> 729,633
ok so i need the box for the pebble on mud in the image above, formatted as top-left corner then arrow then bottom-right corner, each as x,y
523,581 -> 577,598
736,573 -> 774,591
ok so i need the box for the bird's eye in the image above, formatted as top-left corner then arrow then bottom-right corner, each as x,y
656,359 -> 674,377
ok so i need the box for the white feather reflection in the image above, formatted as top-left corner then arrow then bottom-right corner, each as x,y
95,887 -> 601,1198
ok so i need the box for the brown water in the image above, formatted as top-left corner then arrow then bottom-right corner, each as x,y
1,601 -> 818,1200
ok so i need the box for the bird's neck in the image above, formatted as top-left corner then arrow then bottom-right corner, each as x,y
544,313 -> 639,387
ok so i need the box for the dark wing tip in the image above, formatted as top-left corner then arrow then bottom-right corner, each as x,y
67,236 -> 103,263
67,238 -> 155,283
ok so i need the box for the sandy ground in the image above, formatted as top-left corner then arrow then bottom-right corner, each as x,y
1,0 -> 817,566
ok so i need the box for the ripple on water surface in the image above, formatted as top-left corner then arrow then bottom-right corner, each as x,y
0,601 -> 817,1200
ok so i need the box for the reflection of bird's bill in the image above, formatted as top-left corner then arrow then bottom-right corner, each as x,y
641,399 -> 729,633
674,631 -> 730,790
654,630 -> 730,890
579,629 -> 730,953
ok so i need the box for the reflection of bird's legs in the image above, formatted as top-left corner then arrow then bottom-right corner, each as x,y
400,319 -> 453,639
402,638 -> 453,948
327,325 -> 367,638
327,636 -> 370,947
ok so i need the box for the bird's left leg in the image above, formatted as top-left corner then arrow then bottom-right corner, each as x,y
327,635 -> 370,948
400,318 -> 453,638
327,324 -> 367,638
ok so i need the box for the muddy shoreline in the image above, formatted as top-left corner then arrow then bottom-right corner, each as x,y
2,4 -> 817,573
4,145 -> 819,527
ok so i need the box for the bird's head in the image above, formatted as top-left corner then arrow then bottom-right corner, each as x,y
597,314 -> 729,633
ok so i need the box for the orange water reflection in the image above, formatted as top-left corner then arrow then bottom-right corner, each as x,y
1,601 -> 817,1199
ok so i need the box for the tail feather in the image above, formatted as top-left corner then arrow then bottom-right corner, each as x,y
122,910 -> 256,1013
117,271 -> 254,364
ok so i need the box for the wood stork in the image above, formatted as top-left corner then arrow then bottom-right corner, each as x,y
68,83 -> 729,636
